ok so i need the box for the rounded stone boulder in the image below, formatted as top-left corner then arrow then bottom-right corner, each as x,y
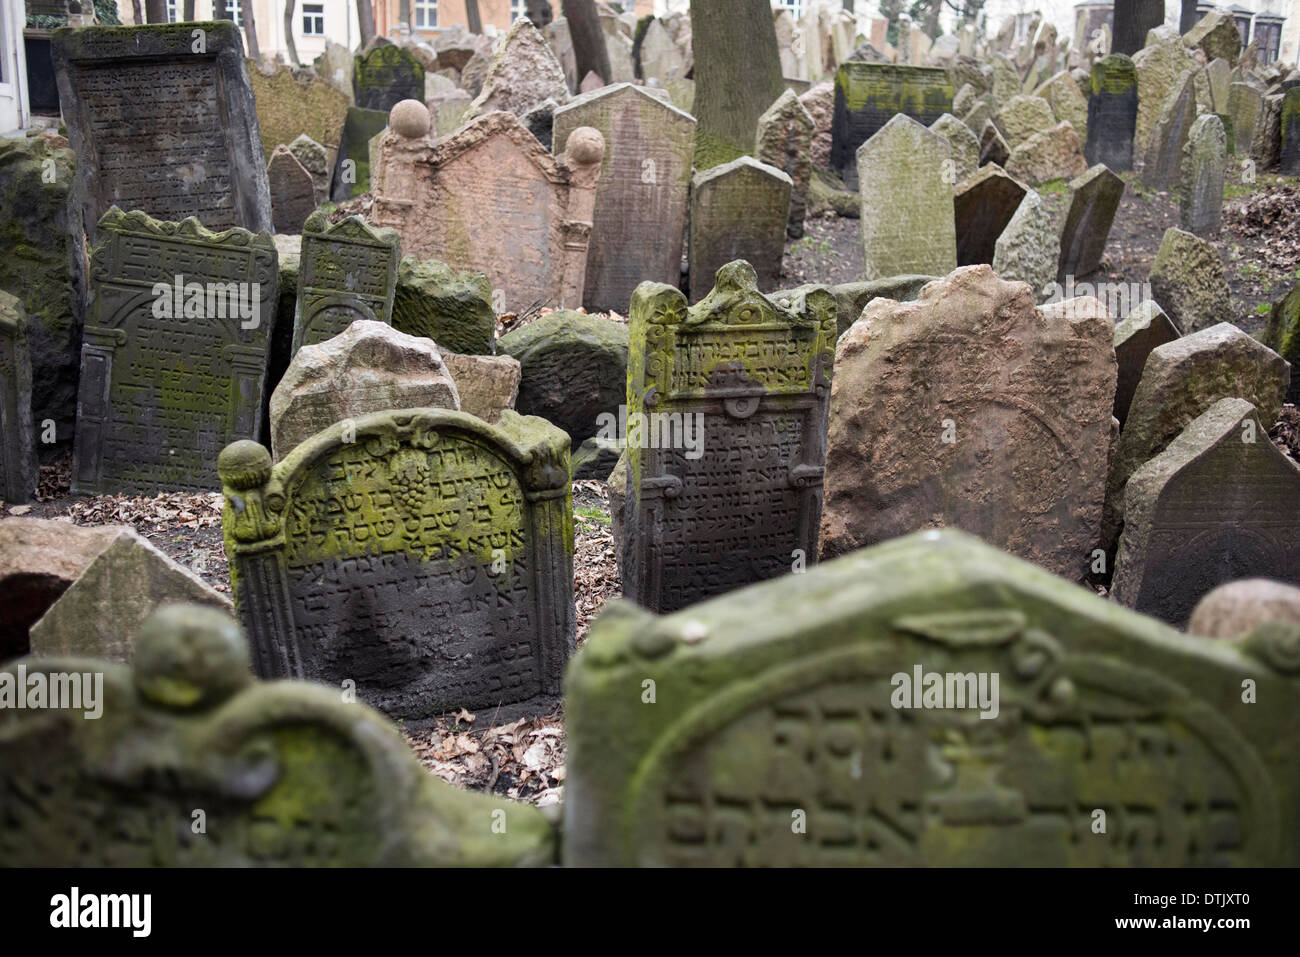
1188,579 -> 1300,639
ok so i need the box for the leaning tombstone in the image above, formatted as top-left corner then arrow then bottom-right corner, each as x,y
929,113 -> 980,186
50,22 -> 272,245
71,208 -> 278,496
289,133 -> 332,205
1084,53 -> 1138,172
1112,300 -> 1180,426
991,190 -> 1059,302
267,145 -> 318,235
1279,86 -> 1300,174
1,604 -> 555,866
565,527 -> 1300,866
689,157 -> 791,301
219,409 -> 575,724
292,213 -> 401,354
1113,398 -> 1300,626
1056,163 -> 1124,280
552,84 -> 695,314
1140,70 -> 1198,191
858,114 -> 957,280
353,43 -> 426,111
953,164 -> 1026,267
0,292 -> 38,504
622,261 -> 837,613
330,105 -> 389,201
754,89 -> 815,240
1263,280 -> 1300,405
1180,114 -> 1227,237
1147,227 -> 1232,333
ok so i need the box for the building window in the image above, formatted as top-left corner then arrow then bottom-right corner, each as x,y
777,0 -> 804,17
510,0 -> 523,22
227,0 -> 243,27
166,0 -> 178,22
303,2 -> 325,35
415,0 -> 437,28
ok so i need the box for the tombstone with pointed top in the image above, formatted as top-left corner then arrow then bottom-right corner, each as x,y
954,164 -> 1026,267
1113,301 -> 1180,427
755,90 -> 815,240
1141,71 -> 1198,191
268,146 -> 318,235
1180,114 -> 1227,237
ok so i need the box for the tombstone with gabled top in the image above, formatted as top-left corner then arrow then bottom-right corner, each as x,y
292,213 -> 401,355
689,158 -> 791,302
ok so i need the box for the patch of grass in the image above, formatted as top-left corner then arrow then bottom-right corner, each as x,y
574,504 -> 610,527
1257,302 -> 1272,316
1036,178 -> 1070,195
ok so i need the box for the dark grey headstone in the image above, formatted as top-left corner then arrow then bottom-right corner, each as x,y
0,292 -> 38,504
1084,54 -> 1138,172
1140,71 -> 1197,191
352,44 -> 425,112
292,214 -> 401,355
1281,87 -> 1300,174
1057,163 -> 1125,280
521,97 -> 558,151
331,106 -> 389,201
954,164 -> 1026,267
1112,300 -> 1180,427
268,145 -> 317,235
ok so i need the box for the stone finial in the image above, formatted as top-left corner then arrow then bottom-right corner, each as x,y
133,603 -> 252,711
390,98 -> 432,139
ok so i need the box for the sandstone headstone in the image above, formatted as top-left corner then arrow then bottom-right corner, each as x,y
51,22 -> 272,244
954,164 -> 1026,267
1113,300 -> 1181,426
689,157 -> 791,301
390,257 -> 495,357
830,62 -> 954,190
1188,579 -> 1300,639
755,89 -> 815,240
639,18 -> 686,84
997,94 -> 1056,147
1180,113 -> 1227,236
1113,398 -> 1300,625
1183,11 -> 1243,68
858,115 -> 957,281
1056,163 -> 1125,280
799,81 -> 835,169
775,276 -> 939,340
1252,93 -> 1283,171
1085,54 -> 1138,172
623,262 -> 836,613
468,17 -> 570,120
1006,120 -> 1088,185
1148,227 -> 1232,334
372,109 -> 604,314
71,209 -> 278,496
0,293 -> 38,504
498,311 -> 628,451
1204,58 -> 1232,113
354,43 -> 425,112
952,83 -> 978,116
929,113 -> 980,186
292,214 -> 400,354
440,352 -> 521,424
219,409 -> 574,724
1035,69 -> 1089,140
2,603 -> 554,866
992,190 -> 1060,301
1133,28 -> 1201,153
1141,70 -> 1199,191
552,84 -> 695,314
27,530 -> 231,662
289,134 -> 332,205
821,266 -> 1116,580
991,52 -> 1021,101
270,320 -> 460,459
1229,82 -> 1265,158
267,146 -> 317,235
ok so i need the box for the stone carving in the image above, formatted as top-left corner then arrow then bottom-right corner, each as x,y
292,214 -> 401,355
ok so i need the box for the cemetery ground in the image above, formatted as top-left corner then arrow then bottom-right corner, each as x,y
9,164 -> 1300,808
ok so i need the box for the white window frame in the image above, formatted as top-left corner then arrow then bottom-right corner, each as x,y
414,0 -> 437,29
510,0 -> 524,23
166,0 -> 179,22
302,2 -> 326,35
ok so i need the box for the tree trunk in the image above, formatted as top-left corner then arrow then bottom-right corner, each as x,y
243,0 -> 261,61
689,0 -> 783,167
357,0 -> 376,47
284,0 -> 299,66
526,0 -> 553,29
130,0 -> 142,24
466,0 -> 482,34
144,0 -> 167,22
183,0 -> 195,19
562,0 -> 611,85
1113,0 -> 1163,55
213,0 -> 229,21
1180,0 -> 1200,35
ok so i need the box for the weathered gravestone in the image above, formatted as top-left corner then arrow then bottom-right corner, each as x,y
0,293 -> 38,504
1184,10 -> 1244,68
0,603 -> 555,866
1035,69 -> 1089,140
859,115 -> 957,280
1263,280 -> 1300,405
353,44 -> 426,112
467,17 -> 570,120
1189,578 -> 1300,639
289,134 -> 332,205
552,84 -> 695,314
622,261 -> 837,614
1056,163 -> 1125,280
1113,300 -> 1181,426
1181,114 -> 1227,237
954,164 -> 1026,267
1280,87 -> 1300,175
978,119 -> 1012,167
219,409 -> 574,724
1148,227 -> 1232,333
1140,70 -> 1199,191
689,157 -> 791,301
390,257 -> 496,357
1113,398 -> 1300,626
1228,81 -> 1264,156
371,106 -> 605,314
821,266 -> 1116,581
71,208 -> 278,496
1132,28 -> 1201,155
440,352 -> 521,424
269,319 -> 460,460
997,94 -> 1056,148
50,22 -> 272,245
1005,120 -> 1088,186
267,145 -> 317,235
330,105 -> 389,201
755,90 -> 815,240
292,214 -> 400,355
929,113 -> 980,186
991,190 -> 1060,302
830,62 -> 954,189
1084,54 -> 1138,172
565,528 -> 1300,866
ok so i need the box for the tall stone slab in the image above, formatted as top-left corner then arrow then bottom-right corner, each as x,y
330,105 -> 389,201
1229,81 -> 1264,157
1056,163 -> 1125,280
755,89 -> 815,240
292,214 -> 401,355
371,107 -> 605,314
267,145 -> 317,235
858,115 -> 957,281
953,164 -> 1026,267
219,409 -> 575,724
1113,398 -> 1300,626
1113,300 -> 1181,426
50,22 -> 272,245
821,266 -> 1116,580
1084,54 -> 1138,172
688,158 -> 791,302
1140,70 -> 1198,191
1,604 -> 555,866
929,113 -> 980,185
1035,69 -> 1089,141
830,62 -> 954,189
71,209 -> 278,496
467,17 -> 570,120
1263,280 -> 1300,405
1132,29 -> 1201,154
991,190 -> 1060,302
623,262 -> 836,613
353,44 -> 425,112
1180,114 -> 1227,237
0,292 -> 38,504
565,528 -> 1300,866
1281,87 -> 1300,175
552,84 -> 695,314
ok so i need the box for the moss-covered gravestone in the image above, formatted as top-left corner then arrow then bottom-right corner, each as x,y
1,604 -> 554,866
1113,398 -> 1300,626
71,208 -> 279,495
1263,280 -> 1300,405
829,62 -> 953,190
51,23 -> 272,245
1180,114 -> 1227,237
292,214 -> 400,355
390,256 -> 496,356
353,44 -> 425,112
0,292 -> 38,503
755,90 -> 815,240
329,105 -> 389,202
1084,54 -> 1138,172
623,261 -> 836,613
565,528 -> 1300,866
219,409 -> 574,724
1280,87 -> 1300,175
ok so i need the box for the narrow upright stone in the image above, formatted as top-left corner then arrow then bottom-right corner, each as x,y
1085,53 -> 1138,172
1148,227 -> 1232,333
954,164 -> 1027,267
755,89 -> 815,239
1180,114 -> 1227,237
1112,300 -> 1181,426
0,291 -> 38,504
